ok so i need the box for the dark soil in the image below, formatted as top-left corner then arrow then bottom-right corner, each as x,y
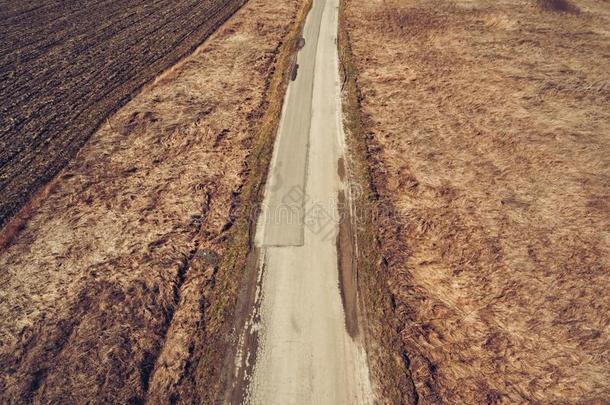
0,0 -> 245,228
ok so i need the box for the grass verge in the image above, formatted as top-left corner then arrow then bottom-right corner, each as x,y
338,1 -> 418,403
188,0 -> 313,402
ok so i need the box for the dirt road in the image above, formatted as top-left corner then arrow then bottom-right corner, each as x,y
228,0 -> 375,403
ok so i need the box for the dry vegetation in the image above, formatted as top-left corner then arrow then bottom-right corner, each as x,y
0,0 -> 246,228
0,0 -> 303,402
344,0 -> 610,402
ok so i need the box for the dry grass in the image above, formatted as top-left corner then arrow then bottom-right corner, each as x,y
372,0 -> 452,37
337,4 -> 418,402
344,0 -> 610,402
0,0 -> 302,403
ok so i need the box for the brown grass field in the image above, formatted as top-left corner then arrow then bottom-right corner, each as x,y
2,0 -> 609,403
0,0 -> 248,228
0,0 -> 305,402
343,0 -> 610,402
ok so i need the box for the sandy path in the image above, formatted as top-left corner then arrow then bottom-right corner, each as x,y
231,0 -> 375,403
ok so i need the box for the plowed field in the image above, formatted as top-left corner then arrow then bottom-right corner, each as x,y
0,0 -> 244,227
